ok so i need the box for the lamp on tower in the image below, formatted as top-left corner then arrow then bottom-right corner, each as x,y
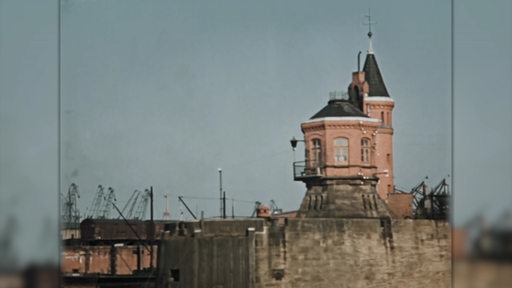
289,137 -> 304,151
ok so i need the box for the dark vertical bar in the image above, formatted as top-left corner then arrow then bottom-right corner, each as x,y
135,245 -> 141,272
223,191 -> 226,219
219,169 -> 223,218
57,0 -> 62,286
110,245 -> 116,275
358,51 -> 361,71
150,186 -> 154,270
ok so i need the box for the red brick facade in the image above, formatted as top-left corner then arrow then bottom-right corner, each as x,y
387,193 -> 413,218
62,245 -> 157,275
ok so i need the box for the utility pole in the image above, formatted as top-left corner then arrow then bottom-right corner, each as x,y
218,168 -> 223,218
223,191 -> 226,219
149,186 -> 154,270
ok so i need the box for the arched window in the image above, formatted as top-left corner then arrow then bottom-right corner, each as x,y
361,138 -> 371,164
311,139 -> 322,167
334,137 -> 349,164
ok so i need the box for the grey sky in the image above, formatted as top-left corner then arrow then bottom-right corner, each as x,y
0,0 -> 510,264
60,0 -> 451,219
454,0 -> 512,224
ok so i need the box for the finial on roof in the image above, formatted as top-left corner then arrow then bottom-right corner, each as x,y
364,9 -> 375,54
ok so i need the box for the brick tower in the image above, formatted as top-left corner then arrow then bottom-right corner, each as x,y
294,31 -> 395,218
348,48 -> 395,201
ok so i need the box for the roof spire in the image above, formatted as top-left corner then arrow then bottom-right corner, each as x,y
364,9 -> 375,54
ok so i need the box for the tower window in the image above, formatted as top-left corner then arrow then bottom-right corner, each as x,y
170,269 -> 180,282
361,138 -> 371,164
334,138 -> 349,164
381,111 -> 385,124
311,139 -> 322,167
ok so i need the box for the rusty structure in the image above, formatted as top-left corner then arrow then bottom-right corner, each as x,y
396,178 -> 450,220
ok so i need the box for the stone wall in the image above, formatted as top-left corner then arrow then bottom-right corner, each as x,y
267,219 -> 450,288
297,178 -> 391,218
157,218 -> 450,288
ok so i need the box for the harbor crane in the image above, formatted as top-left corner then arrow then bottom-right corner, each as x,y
61,183 -> 80,226
120,189 -> 142,219
100,187 -> 116,219
87,185 -> 105,218
133,189 -> 150,220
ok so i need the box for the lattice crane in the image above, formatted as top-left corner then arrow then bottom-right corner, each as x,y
100,187 -> 116,219
62,183 -> 80,226
87,185 -> 105,218
133,189 -> 150,220
120,189 -> 141,219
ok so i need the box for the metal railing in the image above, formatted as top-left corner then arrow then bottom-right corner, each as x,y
293,160 -> 324,180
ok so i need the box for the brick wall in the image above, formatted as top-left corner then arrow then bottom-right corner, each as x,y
387,193 -> 414,218
62,245 -> 157,275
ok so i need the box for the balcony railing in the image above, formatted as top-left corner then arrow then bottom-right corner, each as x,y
293,160 -> 324,180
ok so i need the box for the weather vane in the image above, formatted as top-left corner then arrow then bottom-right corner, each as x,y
363,9 -> 376,53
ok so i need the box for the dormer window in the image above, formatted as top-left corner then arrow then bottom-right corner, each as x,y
334,138 -> 349,164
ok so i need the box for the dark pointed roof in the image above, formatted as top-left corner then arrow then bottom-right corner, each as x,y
363,53 -> 389,97
310,99 -> 368,119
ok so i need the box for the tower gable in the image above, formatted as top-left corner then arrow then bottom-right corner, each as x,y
363,53 -> 389,97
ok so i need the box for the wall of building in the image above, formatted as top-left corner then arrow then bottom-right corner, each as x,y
373,124 -> 394,198
297,178 -> 390,219
62,245 -> 157,275
452,228 -> 467,261
157,219 -> 264,288
386,193 -> 414,218
79,219 -> 171,242
301,120 -> 380,178
268,219 -> 450,288
157,218 -> 450,288
61,228 -> 81,240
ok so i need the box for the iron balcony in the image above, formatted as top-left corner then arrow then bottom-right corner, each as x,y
293,160 -> 324,180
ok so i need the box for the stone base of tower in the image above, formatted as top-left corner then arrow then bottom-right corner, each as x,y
297,176 -> 393,218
